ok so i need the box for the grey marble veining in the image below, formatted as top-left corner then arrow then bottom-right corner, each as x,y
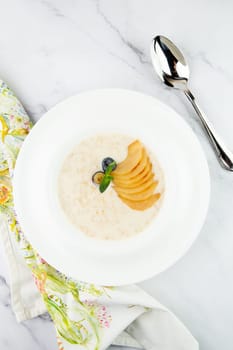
0,0 -> 233,349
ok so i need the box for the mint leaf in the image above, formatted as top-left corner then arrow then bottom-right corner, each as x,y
99,161 -> 116,193
99,175 -> 111,193
105,161 -> 116,175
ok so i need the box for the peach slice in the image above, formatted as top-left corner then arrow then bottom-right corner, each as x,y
114,177 -> 155,195
113,162 -> 154,188
118,181 -> 158,201
113,156 -> 151,182
113,148 -> 148,178
112,140 -> 143,175
112,139 -> 160,211
119,193 -> 161,211
129,169 -> 154,187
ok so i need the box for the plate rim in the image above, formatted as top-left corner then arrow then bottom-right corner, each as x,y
13,88 -> 210,285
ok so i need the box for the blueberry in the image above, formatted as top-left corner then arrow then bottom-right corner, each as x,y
102,157 -> 117,172
92,171 -> 104,185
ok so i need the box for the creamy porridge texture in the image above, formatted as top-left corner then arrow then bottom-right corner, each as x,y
58,134 -> 164,240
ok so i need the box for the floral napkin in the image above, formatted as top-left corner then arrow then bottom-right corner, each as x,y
0,79 -> 199,350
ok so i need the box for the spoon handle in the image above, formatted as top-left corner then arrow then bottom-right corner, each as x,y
184,89 -> 233,171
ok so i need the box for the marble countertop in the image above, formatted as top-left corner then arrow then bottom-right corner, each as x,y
1,0 -> 233,349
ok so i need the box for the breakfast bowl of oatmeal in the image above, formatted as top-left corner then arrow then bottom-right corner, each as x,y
58,135 -> 164,240
13,89 -> 210,285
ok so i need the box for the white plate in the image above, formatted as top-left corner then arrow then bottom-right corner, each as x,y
13,89 -> 210,286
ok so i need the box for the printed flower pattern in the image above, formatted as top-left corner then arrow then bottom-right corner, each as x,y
84,301 -> 112,328
0,80 -> 112,350
0,183 -> 10,204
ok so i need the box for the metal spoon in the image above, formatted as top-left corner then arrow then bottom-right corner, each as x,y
151,35 -> 233,171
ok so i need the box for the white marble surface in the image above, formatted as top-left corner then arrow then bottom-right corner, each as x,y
0,0 -> 233,349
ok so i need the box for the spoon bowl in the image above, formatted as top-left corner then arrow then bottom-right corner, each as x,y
151,35 -> 189,89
